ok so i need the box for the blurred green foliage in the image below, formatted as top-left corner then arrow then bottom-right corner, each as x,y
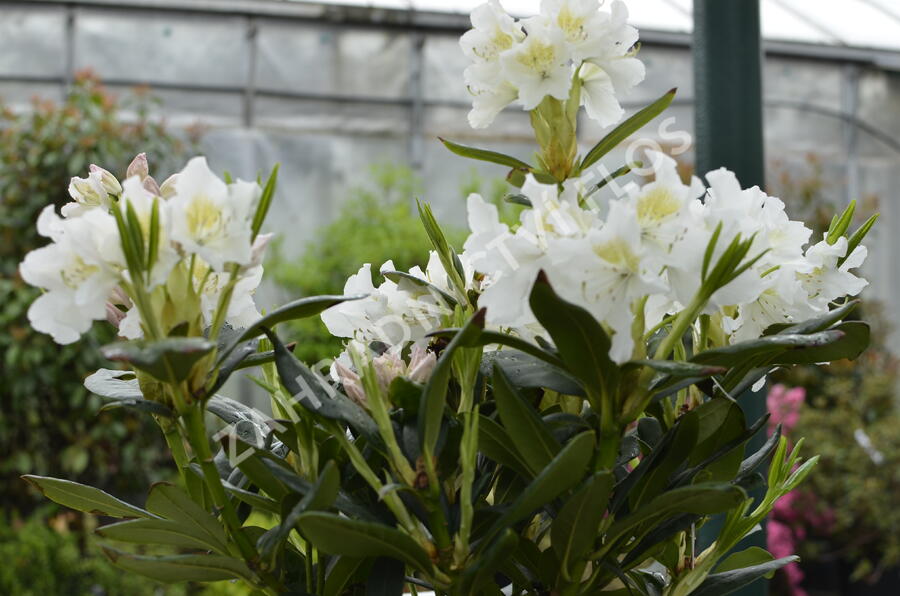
268,163 -> 511,363
0,73 -> 190,512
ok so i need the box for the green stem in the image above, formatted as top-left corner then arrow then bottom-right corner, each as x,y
160,418 -> 202,501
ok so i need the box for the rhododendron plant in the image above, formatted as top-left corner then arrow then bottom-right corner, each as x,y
20,2 -> 875,595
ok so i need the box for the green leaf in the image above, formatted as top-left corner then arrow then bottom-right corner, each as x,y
462,528 -> 519,592
223,438 -> 290,500
551,471 -> 614,578
478,415 -> 534,479
101,337 -> 214,385
265,328 -> 380,443
772,321 -> 869,364
715,546 -> 775,575
97,517 -> 227,552
22,475 -> 155,519
482,350 -> 583,396
381,270 -> 457,308
419,309 -> 486,456
145,482 -> 230,554
481,431 -> 595,547
258,461 -> 340,557
429,327 -> 565,370
323,556 -> 366,596
84,368 -> 174,417
604,483 -> 747,553
223,481 -> 279,514
766,299 -> 859,335
694,556 -> 798,596
691,330 -> 844,367
297,512 -> 433,574
102,548 -> 254,584
826,200 -> 856,245
221,295 -> 364,363
251,163 -> 279,240
439,137 -> 532,170
839,213 -> 878,267
580,88 -> 676,171
528,272 -> 617,402
492,363 -> 562,475
633,360 -> 727,378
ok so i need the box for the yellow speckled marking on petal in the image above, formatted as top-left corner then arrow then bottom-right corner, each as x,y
61,256 -> 99,288
637,187 -> 680,225
595,237 -> 639,271
185,194 -> 223,246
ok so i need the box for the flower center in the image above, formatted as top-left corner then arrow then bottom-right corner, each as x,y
637,187 -> 680,225
517,40 -> 558,78
595,237 -> 639,271
557,7 -> 587,42
185,195 -> 223,245
61,256 -> 99,289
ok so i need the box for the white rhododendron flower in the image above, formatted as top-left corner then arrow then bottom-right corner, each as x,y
118,176 -> 180,289
321,252 -> 470,350
169,156 -> 260,272
454,156 -> 869,363
20,206 -> 123,344
461,0 -> 644,128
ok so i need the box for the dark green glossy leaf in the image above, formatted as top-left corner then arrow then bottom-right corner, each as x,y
529,272 -> 617,401
772,321 -> 868,364
483,350 -> 583,396
693,556 -> 798,596
481,431 -> 595,546
551,471 -> 614,577
85,368 -> 174,417
323,556 -> 366,596
493,363 -> 561,475
365,557 -> 405,596
478,415 -> 534,479
462,528 -> 519,592
96,517 -> 226,552
691,330 -> 844,367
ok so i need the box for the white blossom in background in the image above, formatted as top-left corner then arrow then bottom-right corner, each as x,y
169,156 -> 260,272
461,0 -> 644,129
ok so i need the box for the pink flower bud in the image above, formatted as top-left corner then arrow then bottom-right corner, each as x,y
105,303 -> 126,328
334,361 -> 367,406
407,343 -> 437,383
142,175 -> 161,196
126,153 -> 149,180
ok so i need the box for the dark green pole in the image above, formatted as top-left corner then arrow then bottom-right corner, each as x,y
693,3 -> 768,596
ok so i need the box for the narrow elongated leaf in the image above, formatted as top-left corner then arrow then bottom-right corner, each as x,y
439,137 -> 532,170
765,299 -> 859,336
251,163 -> 279,240
840,214 -> 878,267
145,483 -> 230,554
22,475 -> 155,519
220,295 -> 363,362
693,556 -> 798,596
715,547 -> 775,574
429,327 -> 565,370
101,338 -> 214,385
462,528 -> 519,592
493,364 -> 561,474
551,471 -> 614,577
265,328 -> 379,442
529,272 -> 617,401
478,415 -> 534,479
482,431 -> 595,546
297,512 -> 433,574
580,88 -> 676,171
323,556 -> 366,596
102,548 -> 254,584
97,518 -> 225,552
223,481 -> 279,514
691,330 -> 844,367
634,360 -> 727,378
772,321 -> 869,364
419,310 -> 485,455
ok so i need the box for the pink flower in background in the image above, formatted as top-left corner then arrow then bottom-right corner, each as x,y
767,384 -> 806,434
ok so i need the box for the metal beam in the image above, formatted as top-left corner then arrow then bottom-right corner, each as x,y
693,3 -> 768,596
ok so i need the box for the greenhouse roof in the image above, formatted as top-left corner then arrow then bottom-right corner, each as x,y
303,0 -> 900,54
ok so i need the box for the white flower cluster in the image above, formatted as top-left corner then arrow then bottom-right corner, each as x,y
461,0 -> 644,128
20,155 -> 268,344
463,153 -> 868,362
322,251 -> 475,349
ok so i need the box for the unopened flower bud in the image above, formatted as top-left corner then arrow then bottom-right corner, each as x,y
250,233 -> 273,267
159,173 -> 179,199
407,343 -> 437,383
127,153 -> 149,181
334,361 -> 366,406
142,175 -> 161,196
67,175 -> 107,207
105,303 -> 126,328
88,164 -> 122,196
